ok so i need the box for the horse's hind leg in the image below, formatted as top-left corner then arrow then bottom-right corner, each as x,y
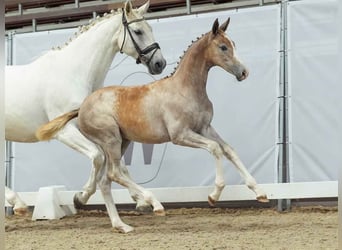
55,121 -> 104,208
120,140 -> 156,213
5,186 -> 29,216
97,165 -> 133,233
101,137 -> 164,217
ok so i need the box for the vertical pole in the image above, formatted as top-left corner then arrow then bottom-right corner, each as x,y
5,32 -> 14,215
278,0 -> 290,211
32,18 -> 37,32
75,0 -> 80,8
186,0 -> 191,14
18,3 -> 23,15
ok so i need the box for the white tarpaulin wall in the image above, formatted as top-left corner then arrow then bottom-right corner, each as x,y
287,0 -> 340,182
7,5 -> 280,192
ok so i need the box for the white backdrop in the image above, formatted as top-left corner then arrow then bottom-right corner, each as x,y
8,5 -> 280,192
288,0 -> 340,182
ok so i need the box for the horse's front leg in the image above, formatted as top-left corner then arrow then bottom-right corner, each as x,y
171,130 -> 226,206
202,125 -> 269,203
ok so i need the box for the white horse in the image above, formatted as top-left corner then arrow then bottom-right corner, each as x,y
5,0 -> 166,215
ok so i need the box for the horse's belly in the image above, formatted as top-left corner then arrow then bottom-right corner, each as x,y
121,122 -> 170,144
5,112 -> 46,142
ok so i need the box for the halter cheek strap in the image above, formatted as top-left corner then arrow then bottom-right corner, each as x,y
120,9 -> 160,64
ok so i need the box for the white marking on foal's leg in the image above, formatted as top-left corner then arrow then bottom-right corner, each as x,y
207,143 -> 225,206
115,161 -> 165,216
224,145 -> 268,203
98,175 -> 133,233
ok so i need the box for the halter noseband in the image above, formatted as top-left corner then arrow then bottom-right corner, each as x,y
120,9 -> 160,64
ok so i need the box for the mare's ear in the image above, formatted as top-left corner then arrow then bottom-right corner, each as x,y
124,0 -> 133,15
138,0 -> 150,15
212,18 -> 219,36
220,17 -> 230,32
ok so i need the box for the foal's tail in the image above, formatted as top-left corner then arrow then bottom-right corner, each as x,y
36,109 -> 79,141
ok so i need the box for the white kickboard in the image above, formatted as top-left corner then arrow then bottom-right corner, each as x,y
32,185 -> 76,220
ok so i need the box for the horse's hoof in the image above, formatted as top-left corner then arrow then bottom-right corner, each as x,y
13,207 -> 29,216
136,204 -> 153,214
73,192 -> 85,209
154,209 -> 166,216
257,195 -> 270,203
208,195 -> 216,207
115,224 -> 134,234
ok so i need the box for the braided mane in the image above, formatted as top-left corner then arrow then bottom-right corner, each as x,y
165,32 -> 207,78
52,8 -> 123,50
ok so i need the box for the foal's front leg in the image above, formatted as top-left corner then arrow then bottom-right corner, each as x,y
202,125 -> 269,203
171,130 -> 226,206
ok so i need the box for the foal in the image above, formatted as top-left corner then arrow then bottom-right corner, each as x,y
37,18 -> 268,233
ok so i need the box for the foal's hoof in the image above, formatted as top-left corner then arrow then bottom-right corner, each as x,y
154,209 -> 166,216
208,195 -> 216,207
115,224 -> 134,234
13,207 -> 29,216
257,195 -> 270,203
136,204 -> 153,214
73,192 -> 85,209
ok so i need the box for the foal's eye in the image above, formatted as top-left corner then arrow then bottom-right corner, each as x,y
220,45 -> 228,51
134,30 -> 143,36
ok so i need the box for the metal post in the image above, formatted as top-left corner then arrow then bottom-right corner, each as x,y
278,0 -> 291,211
18,3 -> 23,15
186,0 -> 191,14
259,0 -> 264,6
5,33 -> 15,215
75,0 -> 80,8
32,18 -> 37,32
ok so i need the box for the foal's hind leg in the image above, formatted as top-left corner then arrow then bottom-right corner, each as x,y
108,158 -> 165,216
121,139 -> 154,213
96,164 -> 133,233
203,126 -> 268,203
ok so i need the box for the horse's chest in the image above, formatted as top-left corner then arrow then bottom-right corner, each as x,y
187,102 -> 213,130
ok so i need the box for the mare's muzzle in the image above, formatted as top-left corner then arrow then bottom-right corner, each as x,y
135,42 -> 160,64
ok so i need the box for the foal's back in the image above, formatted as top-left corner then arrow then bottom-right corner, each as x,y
78,80 -> 173,145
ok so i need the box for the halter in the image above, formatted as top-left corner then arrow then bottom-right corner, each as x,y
119,9 -> 160,64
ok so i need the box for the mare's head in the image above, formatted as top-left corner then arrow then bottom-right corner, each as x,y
207,18 -> 248,81
118,0 -> 166,75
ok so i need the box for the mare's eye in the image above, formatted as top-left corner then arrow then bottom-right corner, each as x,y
134,30 -> 143,36
220,45 -> 228,51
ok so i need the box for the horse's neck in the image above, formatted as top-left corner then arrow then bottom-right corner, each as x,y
172,37 -> 210,96
42,14 -> 121,90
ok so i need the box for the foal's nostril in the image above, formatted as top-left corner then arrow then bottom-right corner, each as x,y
241,69 -> 249,79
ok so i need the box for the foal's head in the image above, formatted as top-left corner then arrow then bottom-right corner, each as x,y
207,18 -> 249,81
118,0 -> 166,75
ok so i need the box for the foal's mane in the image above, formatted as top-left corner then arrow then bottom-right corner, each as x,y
165,32 -> 208,78
52,8 -> 123,51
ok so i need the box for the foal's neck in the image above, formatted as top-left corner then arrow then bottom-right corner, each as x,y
172,34 -> 211,92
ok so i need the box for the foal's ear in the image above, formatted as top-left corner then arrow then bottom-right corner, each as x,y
138,0 -> 150,15
220,17 -> 230,32
124,0 -> 133,14
212,18 -> 219,36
